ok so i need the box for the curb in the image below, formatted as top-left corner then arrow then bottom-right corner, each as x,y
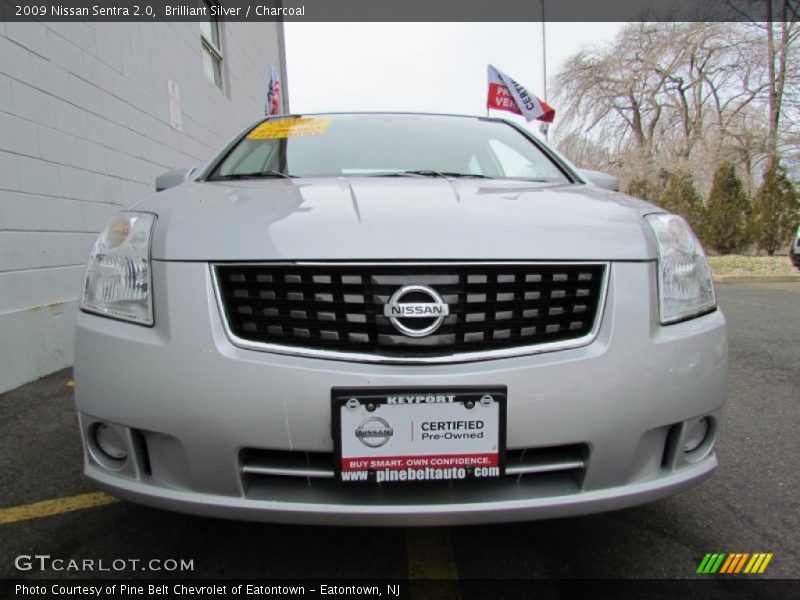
713,275 -> 800,283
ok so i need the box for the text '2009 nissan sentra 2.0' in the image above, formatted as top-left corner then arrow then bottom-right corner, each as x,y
74,113 -> 727,526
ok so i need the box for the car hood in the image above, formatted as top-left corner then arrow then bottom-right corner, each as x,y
133,178 -> 661,261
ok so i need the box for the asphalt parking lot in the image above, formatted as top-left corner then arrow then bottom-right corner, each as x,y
1,282 -> 798,588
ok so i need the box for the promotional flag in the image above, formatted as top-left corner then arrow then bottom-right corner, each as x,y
266,65 -> 282,116
486,64 -> 555,123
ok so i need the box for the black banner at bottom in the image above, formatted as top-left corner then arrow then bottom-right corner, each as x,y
3,579 -> 800,600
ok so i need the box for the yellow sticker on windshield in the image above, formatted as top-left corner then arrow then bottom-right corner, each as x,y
247,117 -> 332,139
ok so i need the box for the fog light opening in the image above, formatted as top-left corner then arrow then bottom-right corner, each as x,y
683,417 -> 710,454
93,423 -> 128,462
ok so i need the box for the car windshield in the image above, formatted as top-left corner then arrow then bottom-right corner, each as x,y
208,114 -> 570,183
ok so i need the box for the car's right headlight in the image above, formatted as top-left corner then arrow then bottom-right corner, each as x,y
80,212 -> 156,326
646,214 -> 716,324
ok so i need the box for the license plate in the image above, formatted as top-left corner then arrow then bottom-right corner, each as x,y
332,387 -> 506,483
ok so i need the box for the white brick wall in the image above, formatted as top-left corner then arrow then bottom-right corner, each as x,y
0,21 -> 287,393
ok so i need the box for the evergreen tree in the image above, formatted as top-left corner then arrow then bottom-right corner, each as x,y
751,159 -> 799,255
657,171 -> 705,236
704,162 -> 751,254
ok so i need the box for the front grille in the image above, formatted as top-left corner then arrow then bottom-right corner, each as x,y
214,263 -> 606,360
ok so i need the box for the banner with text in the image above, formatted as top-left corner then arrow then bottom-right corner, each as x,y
486,64 -> 555,123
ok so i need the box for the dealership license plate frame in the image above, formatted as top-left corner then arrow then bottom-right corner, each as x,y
332,386 -> 507,484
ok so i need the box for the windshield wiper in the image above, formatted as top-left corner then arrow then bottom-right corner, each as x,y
208,170 -> 294,181
436,172 -> 494,179
368,170 -> 494,179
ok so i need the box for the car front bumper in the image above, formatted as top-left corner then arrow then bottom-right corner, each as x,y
74,261 -> 728,526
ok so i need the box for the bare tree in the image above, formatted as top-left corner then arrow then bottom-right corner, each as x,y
732,0 -> 800,159
766,2 -> 799,160
551,20 -> 786,194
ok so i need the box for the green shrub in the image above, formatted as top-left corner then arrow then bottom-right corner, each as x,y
751,159 -> 799,255
704,162 -> 751,254
657,171 -> 705,235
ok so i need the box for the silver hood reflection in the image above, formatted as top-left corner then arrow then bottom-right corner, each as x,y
133,178 -> 661,261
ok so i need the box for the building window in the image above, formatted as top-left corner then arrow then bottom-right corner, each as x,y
200,1 -> 223,89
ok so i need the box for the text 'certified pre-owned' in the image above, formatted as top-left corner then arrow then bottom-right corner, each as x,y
384,285 -> 450,337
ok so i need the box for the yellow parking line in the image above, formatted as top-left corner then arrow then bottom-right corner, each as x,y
406,528 -> 461,599
406,527 -> 459,579
0,492 -> 118,526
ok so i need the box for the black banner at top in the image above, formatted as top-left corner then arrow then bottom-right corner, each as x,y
0,0 -> 795,23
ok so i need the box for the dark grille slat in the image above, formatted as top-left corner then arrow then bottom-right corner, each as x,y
216,264 -> 605,357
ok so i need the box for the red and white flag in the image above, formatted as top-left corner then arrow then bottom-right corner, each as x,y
266,65 -> 282,116
486,64 -> 555,123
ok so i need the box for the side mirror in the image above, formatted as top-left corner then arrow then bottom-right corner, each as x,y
577,169 -> 619,192
155,167 -> 197,192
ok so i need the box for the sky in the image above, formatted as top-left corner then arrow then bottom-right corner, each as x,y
283,22 -> 624,134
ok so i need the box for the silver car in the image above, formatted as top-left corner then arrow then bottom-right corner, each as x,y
74,113 -> 727,525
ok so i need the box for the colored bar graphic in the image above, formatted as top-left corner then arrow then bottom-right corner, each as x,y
700,552 -> 773,575
758,554 -> 773,573
697,553 -> 727,574
744,554 -> 761,574
719,554 -> 736,574
711,553 -> 726,573
697,553 -> 714,573
734,553 -> 750,573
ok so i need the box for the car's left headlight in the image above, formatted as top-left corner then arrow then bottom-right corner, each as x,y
646,214 -> 716,324
80,212 -> 156,326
